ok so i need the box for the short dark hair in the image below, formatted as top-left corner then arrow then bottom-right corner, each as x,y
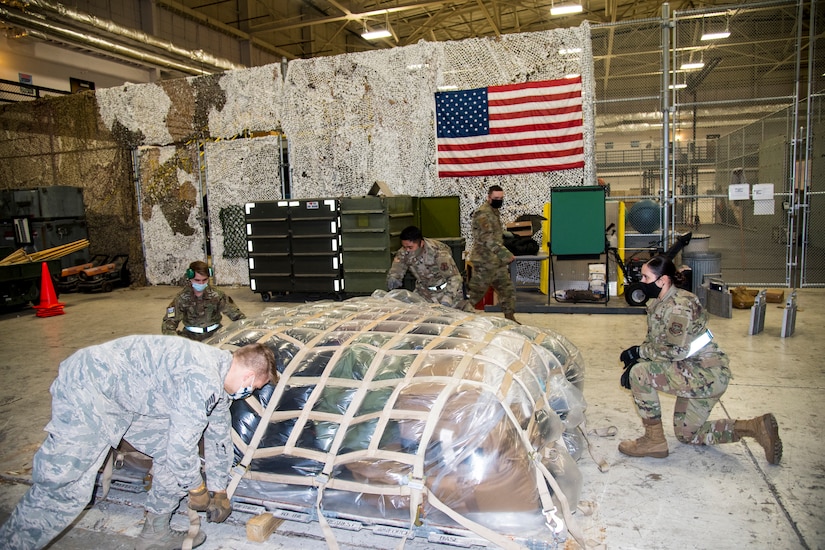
488,185 -> 503,195
400,225 -> 423,243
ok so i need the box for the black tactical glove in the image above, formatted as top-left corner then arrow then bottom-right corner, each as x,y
620,345 -> 641,368
620,363 -> 635,390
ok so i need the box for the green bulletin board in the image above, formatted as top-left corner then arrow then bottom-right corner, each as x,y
550,186 -> 606,257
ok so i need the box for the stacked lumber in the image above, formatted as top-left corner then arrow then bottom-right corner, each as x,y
0,239 -> 90,266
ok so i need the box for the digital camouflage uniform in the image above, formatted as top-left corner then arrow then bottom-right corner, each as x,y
0,335 -> 235,550
467,201 -> 516,315
387,237 -> 465,308
628,286 -> 734,445
162,285 -> 245,341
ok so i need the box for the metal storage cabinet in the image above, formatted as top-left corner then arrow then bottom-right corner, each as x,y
0,187 -> 89,269
340,195 -> 414,295
245,201 -> 292,297
289,199 -> 343,294
245,199 -> 344,299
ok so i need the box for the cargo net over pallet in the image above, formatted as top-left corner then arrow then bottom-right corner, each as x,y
212,292 -> 587,549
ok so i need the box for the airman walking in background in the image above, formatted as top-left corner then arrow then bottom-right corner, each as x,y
467,185 -> 518,323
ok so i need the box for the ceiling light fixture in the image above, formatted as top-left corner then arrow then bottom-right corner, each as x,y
362,28 -> 392,40
701,14 -> 730,41
550,2 -> 583,16
361,15 -> 394,41
680,61 -> 705,70
668,83 -> 687,90
701,30 -> 730,41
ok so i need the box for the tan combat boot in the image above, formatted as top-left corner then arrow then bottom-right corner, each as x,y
504,312 -> 521,324
135,511 -> 206,550
618,418 -> 669,458
734,413 -> 782,465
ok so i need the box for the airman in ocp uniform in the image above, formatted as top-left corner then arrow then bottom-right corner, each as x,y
163,260 -> 245,341
467,185 -> 518,323
618,255 -> 782,465
387,226 -> 468,310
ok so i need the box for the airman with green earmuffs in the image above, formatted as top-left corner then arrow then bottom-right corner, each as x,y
162,260 -> 246,341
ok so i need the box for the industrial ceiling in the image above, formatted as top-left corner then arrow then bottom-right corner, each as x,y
0,0 -> 818,134
158,0 -> 752,59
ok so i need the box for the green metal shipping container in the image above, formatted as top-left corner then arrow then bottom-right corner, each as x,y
244,201 -> 290,222
416,196 -> 461,238
340,195 -> 414,295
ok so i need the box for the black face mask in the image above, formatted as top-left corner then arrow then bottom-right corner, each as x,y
641,278 -> 662,299
490,198 -> 504,209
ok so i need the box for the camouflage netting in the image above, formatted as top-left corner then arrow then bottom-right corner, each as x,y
2,26 -> 592,287
136,143 -> 205,284
203,136 -> 283,285
97,65 -> 285,284
0,93 -> 145,283
211,292 -> 587,549
281,25 -> 595,253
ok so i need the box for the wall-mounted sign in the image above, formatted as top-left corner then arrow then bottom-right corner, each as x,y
728,183 -> 750,201
18,73 -> 34,95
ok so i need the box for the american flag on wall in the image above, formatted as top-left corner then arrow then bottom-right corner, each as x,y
435,77 -> 584,177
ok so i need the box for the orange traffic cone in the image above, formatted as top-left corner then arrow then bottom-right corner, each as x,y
33,262 -> 65,317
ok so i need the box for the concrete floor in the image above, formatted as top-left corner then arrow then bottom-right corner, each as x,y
0,284 -> 823,549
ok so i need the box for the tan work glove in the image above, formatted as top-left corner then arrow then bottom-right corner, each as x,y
188,482 -> 210,511
206,491 -> 232,523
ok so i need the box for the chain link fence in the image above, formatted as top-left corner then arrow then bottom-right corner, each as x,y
593,0 -> 821,288
801,1 -> 824,287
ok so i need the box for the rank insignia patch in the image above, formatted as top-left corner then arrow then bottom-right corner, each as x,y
205,393 -> 217,414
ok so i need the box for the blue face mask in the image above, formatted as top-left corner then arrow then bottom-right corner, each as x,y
228,386 -> 254,400
192,282 -> 208,292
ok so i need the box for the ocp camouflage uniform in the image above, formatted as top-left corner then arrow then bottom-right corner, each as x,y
0,335 -> 234,550
467,201 -> 516,315
387,237 -> 465,308
628,285 -> 734,446
162,285 -> 245,341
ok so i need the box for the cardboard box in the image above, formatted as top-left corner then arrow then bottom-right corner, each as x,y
588,263 -> 606,295
765,289 -> 785,303
506,221 -> 534,237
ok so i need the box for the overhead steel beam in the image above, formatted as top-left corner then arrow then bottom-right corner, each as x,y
249,0 -> 461,33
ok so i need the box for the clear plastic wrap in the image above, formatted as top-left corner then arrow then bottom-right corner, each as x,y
216,293 -> 587,547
